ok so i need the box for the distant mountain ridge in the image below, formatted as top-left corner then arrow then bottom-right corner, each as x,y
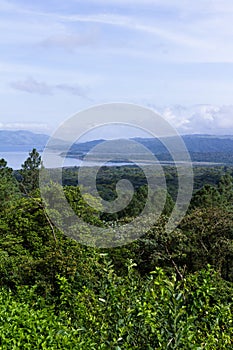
0,130 -> 67,152
67,134 -> 233,164
0,130 -> 49,151
1,130 -> 233,164
66,134 -> 233,154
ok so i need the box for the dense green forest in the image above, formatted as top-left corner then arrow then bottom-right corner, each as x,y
0,149 -> 233,349
63,135 -> 233,164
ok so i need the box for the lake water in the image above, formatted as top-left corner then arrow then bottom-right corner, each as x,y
0,151 -> 222,170
0,151 -> 137,170
0,151 -> 83,169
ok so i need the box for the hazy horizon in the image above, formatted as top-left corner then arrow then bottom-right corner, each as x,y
2,128 -> 233,143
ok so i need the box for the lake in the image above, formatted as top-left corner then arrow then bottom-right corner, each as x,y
0,151 -> 222,170
0,151 -> 138,170
0,151 -> 84,170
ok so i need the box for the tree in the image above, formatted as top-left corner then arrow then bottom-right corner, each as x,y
19,148 -> 42,194
180,207 -> 233,280
0,158 -> 20,211
190,184 -> 221,209
218,173 -> 233,206
190,173 -> 233,210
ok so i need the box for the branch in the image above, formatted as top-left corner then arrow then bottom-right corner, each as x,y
165,245 -> 184,280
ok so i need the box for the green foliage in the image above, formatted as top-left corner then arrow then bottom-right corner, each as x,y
190,184 -> 221,209
1,155 -> 233,348
19,148 -> 42,193
0,287 -> 97,349
190,172 -> 233,210
179,207 -> 233,280
0,265 -> 232,349
0,158 -> 20,211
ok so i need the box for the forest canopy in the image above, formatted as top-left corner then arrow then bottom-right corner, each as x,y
0,150 -> 233,349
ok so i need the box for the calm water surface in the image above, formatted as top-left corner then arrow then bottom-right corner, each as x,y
0,151 -> 136,169
0,151 -> 83,169
0,151 -> 221,170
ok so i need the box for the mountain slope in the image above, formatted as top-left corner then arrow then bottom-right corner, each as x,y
0,130 -> 49,151
1,130 -> 233,164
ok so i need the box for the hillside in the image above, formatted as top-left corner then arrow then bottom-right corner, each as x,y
0,130 -> 49,151
1,130 -> 233,164
0,130 -> 67,151
67,134 -> 233,164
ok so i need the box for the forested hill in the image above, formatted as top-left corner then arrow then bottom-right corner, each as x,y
136,134 -> 233,153
2,130 -> 233,163
67,134 -> 233,163
1,148 -> 233,348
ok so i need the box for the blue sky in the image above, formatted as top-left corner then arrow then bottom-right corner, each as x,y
1,0 -> 233,135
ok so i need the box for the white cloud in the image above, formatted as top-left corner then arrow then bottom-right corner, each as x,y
55,83 -> 89,97
160,104 -> 233,134
40,29 -> 99,50
1,0 -> 233,132
10,77 -> 89,97
55,13 -> 206,49
10,78 -> 53,95
18,7 -> 233,62
0,122 -> 50,132
1,0 -> 233,62
0,2 -> 210,49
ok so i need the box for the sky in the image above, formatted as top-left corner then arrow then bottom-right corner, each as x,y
1,0 -> 233,135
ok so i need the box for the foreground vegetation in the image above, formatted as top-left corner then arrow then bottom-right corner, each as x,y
0,150 -> 233,349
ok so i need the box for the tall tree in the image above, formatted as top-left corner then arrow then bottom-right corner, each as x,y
0,158 -> 20,211
190,184 -> 221,209
19,148 -> 42,194
218,173 -> 233,206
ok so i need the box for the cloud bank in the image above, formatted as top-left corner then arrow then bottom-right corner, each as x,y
159,105 -> 233,135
